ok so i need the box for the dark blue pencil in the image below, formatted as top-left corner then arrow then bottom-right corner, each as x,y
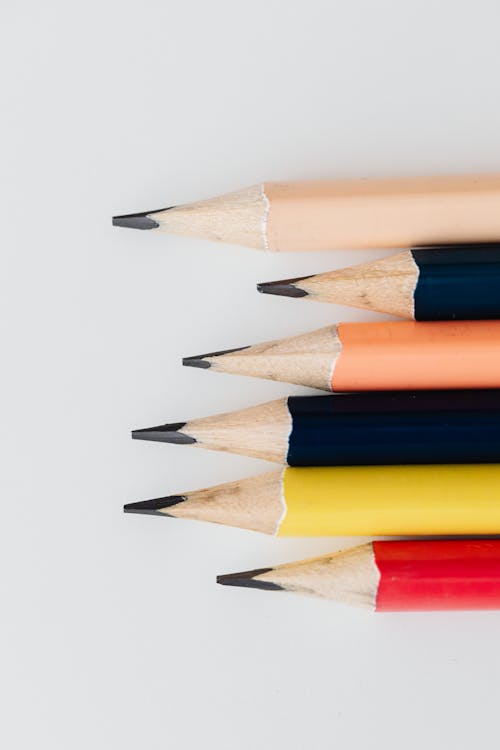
132,390 -> 500,466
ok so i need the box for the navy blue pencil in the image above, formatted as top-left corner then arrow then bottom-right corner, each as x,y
132,390 -> 500,466
257,244 -> 500,321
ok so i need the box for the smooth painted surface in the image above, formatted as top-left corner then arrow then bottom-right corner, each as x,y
333,319 -> 500,390
412,245 -> 500,320
287,391 -> 500,465
279,464 -> 500,536
374,540 -> 500,611
265,177 -> 500,251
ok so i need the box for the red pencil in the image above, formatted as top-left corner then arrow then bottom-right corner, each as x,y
217,540 -> 500,611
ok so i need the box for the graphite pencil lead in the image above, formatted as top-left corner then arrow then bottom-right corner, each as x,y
181,355 -> 212,369
124,496 -> 186,516
216,568 -> 283,591
112,207 -> 173,230
131,422 -> 196,444
182,346 -> 250,369
257,277 -> 311,298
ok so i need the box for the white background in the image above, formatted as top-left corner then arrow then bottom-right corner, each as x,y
3,1 -> 500,748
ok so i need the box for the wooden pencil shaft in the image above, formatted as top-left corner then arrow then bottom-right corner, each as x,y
126,471 -> 284,535
177,398 -> 290,463
183,325 -> 340,391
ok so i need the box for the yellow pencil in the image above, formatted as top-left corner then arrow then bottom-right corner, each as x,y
125,464 -> 500,536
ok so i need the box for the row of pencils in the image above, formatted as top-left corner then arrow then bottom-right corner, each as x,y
115,174 -> 500,612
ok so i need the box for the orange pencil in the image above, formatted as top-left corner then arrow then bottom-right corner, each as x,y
183,319 -> 500,391
113,174 -> 500,251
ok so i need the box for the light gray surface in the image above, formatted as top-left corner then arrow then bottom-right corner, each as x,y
3,1 -> 500,748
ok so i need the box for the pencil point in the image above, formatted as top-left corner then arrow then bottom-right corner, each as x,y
131,422 -> 196,444
124,496 -> 186,516
182,346 -> 249,369
112,207 -> 174,230
181,355 -> 211,369
257,277 -> 310,298
216,568 -> 283,591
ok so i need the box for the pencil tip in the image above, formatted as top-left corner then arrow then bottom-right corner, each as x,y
257,276 -> 310,298
216,568 -> 283,591
112,207 -> 173,230
131,422 -> 196,444
181,355 -> 211,369
124,496 -> 186,516
182,346 -> 249,369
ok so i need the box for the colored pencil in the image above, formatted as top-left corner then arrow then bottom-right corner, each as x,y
112,174 -> 500,251
182,319 -> 500,391
124,464 -> 500,536
132,390 -> 500,466
217,540 -> 500,611
258,244 -> 500,320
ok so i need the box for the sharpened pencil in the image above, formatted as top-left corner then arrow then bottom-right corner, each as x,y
132,390 -> 500,466
217,540 -> 500,611
124,464 -> 500,536
258,245 -> 500,320
112,174 -> 500,252
182,319 -> 500,392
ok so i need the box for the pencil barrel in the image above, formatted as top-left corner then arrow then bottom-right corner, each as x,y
279,464 -> 500,536
265,176 -> 500,251
333,320 -> 500,391
412,246 -> 500,320
374,541 -> 500,611
287,391 -> 500,466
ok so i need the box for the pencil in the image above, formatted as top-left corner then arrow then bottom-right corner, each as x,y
124,464 -> 500,536
182,319 -> 500,391
112,174 -> 500,251
132,390 -> 500,466
258,244 -> 500,320
217,540 -> 500,611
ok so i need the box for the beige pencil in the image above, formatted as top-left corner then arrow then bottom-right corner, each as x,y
132,398 -> 290,463
113,174 -> 500,251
